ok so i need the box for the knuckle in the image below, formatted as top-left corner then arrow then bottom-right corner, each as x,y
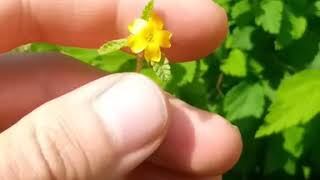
30,104 -> 93,179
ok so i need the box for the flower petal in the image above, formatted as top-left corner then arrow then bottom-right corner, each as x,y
128,19 -> 148,35
128,35 -> 148,53
144,43 -> 161,62
150,13 -> 164,30
154,30 -> 172,48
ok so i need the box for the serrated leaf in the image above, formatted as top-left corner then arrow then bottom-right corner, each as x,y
224,81 -> 265,122
227,26 -> 255,50
98,39 -> 127,55
255,0 -> 284,34
152,58 -> 172,81
221,49 -> 247,77
141,0 -> 154,20
283,126 -> 305,158
256,70 -> 320,138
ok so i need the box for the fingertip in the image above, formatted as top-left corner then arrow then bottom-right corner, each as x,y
150,98 -> 242,176
163,0 -> 229,61
194,114 -> 242,175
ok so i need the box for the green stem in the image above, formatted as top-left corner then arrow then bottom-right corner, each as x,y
216,73 -> 224,97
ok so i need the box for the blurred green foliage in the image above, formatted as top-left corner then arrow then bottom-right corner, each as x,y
13,0 -> 320,179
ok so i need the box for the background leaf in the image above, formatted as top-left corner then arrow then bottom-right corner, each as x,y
255,0 -> 284,34
220,49 -> 247,77
256,70 -> 320,137
283,126 -> 305,158
224,81 -> 265,122
227,26 -> 255,50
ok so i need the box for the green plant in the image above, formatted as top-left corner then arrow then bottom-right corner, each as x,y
13,0 -> 320,179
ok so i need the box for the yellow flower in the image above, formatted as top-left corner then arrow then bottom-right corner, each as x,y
127,13 -> 172,62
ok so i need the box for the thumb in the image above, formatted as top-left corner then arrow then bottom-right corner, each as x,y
0,73 -> 168,180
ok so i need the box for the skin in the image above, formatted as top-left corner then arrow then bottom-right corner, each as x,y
0,0 -> 242,180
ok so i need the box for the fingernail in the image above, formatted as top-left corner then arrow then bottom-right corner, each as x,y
93,74 -> 167,154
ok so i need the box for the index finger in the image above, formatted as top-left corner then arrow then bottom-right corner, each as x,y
0,0 -> 227,61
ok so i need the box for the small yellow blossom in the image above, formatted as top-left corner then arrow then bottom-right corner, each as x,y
127,13 -> 172,62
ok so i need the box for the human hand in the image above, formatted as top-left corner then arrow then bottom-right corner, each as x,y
0,0 -> 242,180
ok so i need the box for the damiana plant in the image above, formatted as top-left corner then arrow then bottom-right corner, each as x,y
98,0 -> 172,81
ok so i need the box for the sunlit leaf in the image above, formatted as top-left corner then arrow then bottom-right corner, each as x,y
221,49 -> 247,77
256,70 -> 320,137
255,0 -> 284,34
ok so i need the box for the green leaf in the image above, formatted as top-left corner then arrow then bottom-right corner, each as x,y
290,15 -> 307,40
303,166 -> 311,180
255,0 -> 284,34
261,80 -> 276,102
180,81 -> 209,110
284,158 -> 297,175
224,81 -> 265,122
275,9 -> 307,50
214,0 -> 230,13
231,0 -> 251,19
309,43 -> 320,70
60,46 -> 100,63
220,49 -> 247,77
283,126 -> 305,158
152,58 -> 172,81
227,26 -> 255,50
98,39 -> 128,55
30,43 -> 59,52
141,0 -> 155,20
313,1 -> 320,17
256,70 -> 320,138
249,58 -> 264,75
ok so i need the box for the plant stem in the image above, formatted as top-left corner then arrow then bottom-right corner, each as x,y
136,55 -> 143,73
216,73 -> 224,97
